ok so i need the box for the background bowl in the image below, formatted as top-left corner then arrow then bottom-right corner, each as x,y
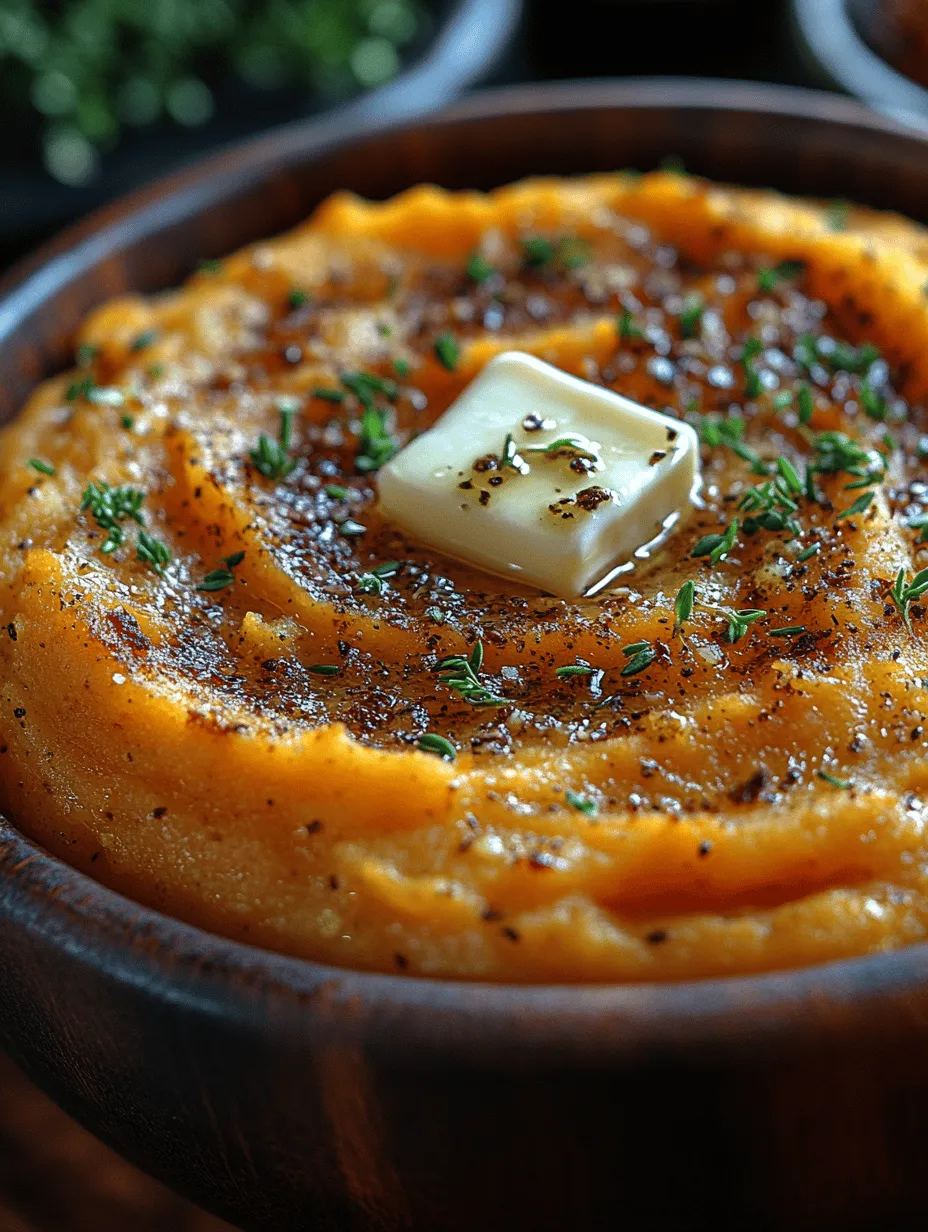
791,0 -> 928,122
3,79 -> 928,1232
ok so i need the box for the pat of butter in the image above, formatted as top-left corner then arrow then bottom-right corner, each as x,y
378,351 -> 700,597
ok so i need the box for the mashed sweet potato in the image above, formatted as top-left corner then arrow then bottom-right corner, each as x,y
3,170 -> 928,981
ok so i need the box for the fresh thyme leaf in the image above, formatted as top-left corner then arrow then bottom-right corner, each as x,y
356,560 -> 400,595
741,336 -> 764,399
522,235 -> 556,268
313,387 -> 346,403
355,404 -> 397,473
556,662 -> 595,678
524,436 -> 601,465
859,379 -> 887,422
721,607 -> 766,644
908,514 -> 928,545
836,491 -> 874,520
796,542 -> 821,562
249,405 -> 298,480
393,357 -> 410,379
325,484 -> 348,499
500,433 -> 519,469
466,251 -> 496,284
565,789 -> 597,816
776,457 -> 803,494
66,374 -> 97,402
307,664 -> 341,676
121,414 -> 135,430
890,566 -> 928,632
692,518 -> 739,565
620,642 -> 657,677
739,477 -> 800,539
197,567 -> 235,591
679,295 -> 703,340
288,289 -> 309,309
341,371 -> 398,404
80,481 -> 145,552
136,530 -> 170,575
757,260 -> 804,292
27,458 -> 54,476
812,431 -> 883,481
673,580 -> 696,636
700,415 -> 767,475
618,309 -> 644,341
223,551 -> 245,567
130,329 -> 158,352
435,640 -> 506,707
433,331 -> 460,372
827,199 -> 851,232
797,383 -> 815,425
817,769 -> 851,789
769,625 -> 806,637
418,733 -> 456,761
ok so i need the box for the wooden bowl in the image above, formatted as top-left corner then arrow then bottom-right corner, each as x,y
3,80 -> 928,1232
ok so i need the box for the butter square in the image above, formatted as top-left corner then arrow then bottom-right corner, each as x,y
378,351 -> 700,597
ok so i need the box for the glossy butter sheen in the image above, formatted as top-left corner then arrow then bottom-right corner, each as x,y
378,352 -> 700,597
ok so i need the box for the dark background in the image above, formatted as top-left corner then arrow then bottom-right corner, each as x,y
0,0 -> 890,1228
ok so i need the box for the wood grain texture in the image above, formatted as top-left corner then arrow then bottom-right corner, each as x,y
0,1053 -> 236,1232
2,81 -> 928,1231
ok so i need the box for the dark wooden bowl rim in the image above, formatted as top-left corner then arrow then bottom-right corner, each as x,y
3,79 -> 928,1065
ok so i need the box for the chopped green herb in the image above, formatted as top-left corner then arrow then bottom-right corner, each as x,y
700,415 -> 767,475
523,435 -> 601,466
739,477 -> 800,539
522,235 -> 555,268
307,664 -> 341,676
341,371 -> 398,404
556,661 -> 595,678
812,431 -> 883,481
776,457 -> 803,494
129,329 -> 158,352
618,309 -> 644,341
355,404 -> 397,473
325,484 -> 348,499
313,387 -> 346,403
76,343 -> 99,368
719,607 -> 766,644
418,733 -> 456,761
679,296 -> 703,340
249,405 -> 297,480
859,380 -> 887,422
466,251 -> 495,284
66,374 -> 97,402
121,414 -> 135,431
796,542 -> 821,562
80,481 -> 145,552
288,289 -> 309,309
197,567 -> 236,592
356,560 -> 401,596
434,331 -> 460,372
817,769 -> 851,789
890,566 -> 928,632
565,789 -> 597,817
692,518 -> 739,565
620,641 -> 657,677
836,491 -> 874,520
797,383 -> 815,425
393,357 -> 410,379
558,236 -> 592,269
521,234 -> 590,271
27,458 -> 55,476
741,336 -> 764,399
756,260 -> 804,293
908,514 -> 928,545
827,199 -> 851,232
436,641 -> 506,707
136,530 -> 170,575
672,579 -> 696,636
769,625 -> 806,637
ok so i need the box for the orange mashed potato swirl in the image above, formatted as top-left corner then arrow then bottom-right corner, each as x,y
3,170 -> 928,981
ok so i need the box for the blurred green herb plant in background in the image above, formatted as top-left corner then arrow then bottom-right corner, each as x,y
0,0 -> 426,185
